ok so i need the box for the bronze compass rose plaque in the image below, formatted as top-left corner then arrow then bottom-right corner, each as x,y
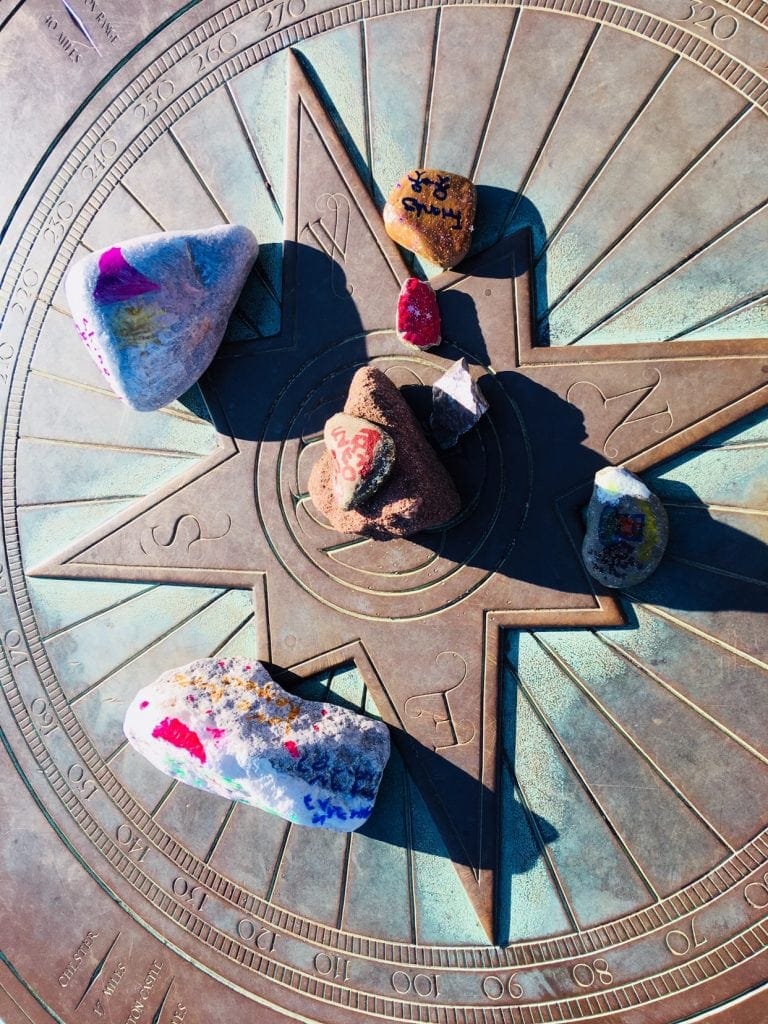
1,2 -> 768,1022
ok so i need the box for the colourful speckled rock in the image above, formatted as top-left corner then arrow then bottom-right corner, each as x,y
324,413 -> 395,510
124,657 -> 390,831
430,358 -> 489,449
582,466 -> 669,588
384,169 -> 476,270
65,226 -> 258,411
396,277 -> 441,348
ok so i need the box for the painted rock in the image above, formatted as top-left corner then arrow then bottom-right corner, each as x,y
430,358 -> 489,449
124,657 -> 390,831
65,226 -> 258,411
396,277 -> 441,349
582,466 -> 669,588
384,169 -> 476,269
324,413 -> 395,510
309,368 -> 460,538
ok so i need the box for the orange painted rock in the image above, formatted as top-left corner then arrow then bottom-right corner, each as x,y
324,413 -> 395,510
384,169 -> 476,269
396,277 -> 441,349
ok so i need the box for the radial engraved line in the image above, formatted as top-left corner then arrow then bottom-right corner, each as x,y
336,831 -> 354,930
167,128 -> 230,223
419,9 -> 442,169
595,632 -> 768,767
533,635 -> 735,852
150,780 -> 178,817
634,601 -> 768,672
104,738 -> 129,765
17,495 -> 145,509
505,750 -> 582,931
203,801 -> 237,864
535,54 -> 681,265
118,180 -> 166,231
360,21 -> 375,197
666,288 -> 768,340
555,104 -> 753,326
208,612 -> 255,656
264,821 -> 292,903
403,768 -> 419,945
571,196 -> 768,343
169,130 -> 280,307
20,436 -> 207,459
49,302 -> 73,319
223,81 -> 283,221
30,368 -> 122,398
42,584 -> 158,641
669,554 -> 768,589
509,653 -> 660,901
69,590 -> 228,704
497,21 -> 602,240
468,7 -> 522,180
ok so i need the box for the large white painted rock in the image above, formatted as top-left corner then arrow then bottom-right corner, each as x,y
65,226 -> 258,411
124,657 -> 390,831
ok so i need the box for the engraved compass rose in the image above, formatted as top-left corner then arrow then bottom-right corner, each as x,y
30,51 -> 768,945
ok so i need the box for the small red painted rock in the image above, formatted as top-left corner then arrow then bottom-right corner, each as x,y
396,278 -> 441,349
384,168 -> 476,269
324,412 -> 396,510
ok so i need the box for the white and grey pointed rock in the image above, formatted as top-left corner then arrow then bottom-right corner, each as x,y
65,226 -> 258,411
582,466 -> 669,588
430,357 -> 489,448
124,657 -> 390,831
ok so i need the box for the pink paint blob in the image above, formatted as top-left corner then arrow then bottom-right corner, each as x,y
152,717 -> 206,763
321,709 -> 328,717
206,727 -> 226,740
139,700 -> 149,710
313,724 -> 319,732
283,740 -> 301,760
93,247 -> 161,303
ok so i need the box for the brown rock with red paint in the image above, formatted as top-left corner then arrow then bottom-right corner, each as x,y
384,169 -> 476,269
309,368 -> 461,538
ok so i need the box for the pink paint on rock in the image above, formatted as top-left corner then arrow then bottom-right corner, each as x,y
283,740 -> 301,759
151,717 -> 206,763
396,277 -> 441,349
139,700 -> 149,709
206,727 -> 227,740
93,247 -> 161,304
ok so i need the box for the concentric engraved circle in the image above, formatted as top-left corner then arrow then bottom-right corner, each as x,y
1,1 -> 768,1022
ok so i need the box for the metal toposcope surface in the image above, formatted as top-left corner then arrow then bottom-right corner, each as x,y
1,1 -> 768,1022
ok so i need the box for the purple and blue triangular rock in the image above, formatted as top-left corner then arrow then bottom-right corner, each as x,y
65,226 -> 258,411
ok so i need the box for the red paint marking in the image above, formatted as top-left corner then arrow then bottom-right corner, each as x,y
152,717 -> 206,763
321,709 -> 328,716
139,700 -> 149,710
186,694 -> 197,703
283,740 -> 301,759
206,726 -> 227,740
330,424 -> 381,481
313,724 -> 320,732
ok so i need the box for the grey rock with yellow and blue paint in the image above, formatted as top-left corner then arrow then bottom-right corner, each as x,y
582,466 -> 669,588
124,657 -> 390,831
65,226 -> 258,411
